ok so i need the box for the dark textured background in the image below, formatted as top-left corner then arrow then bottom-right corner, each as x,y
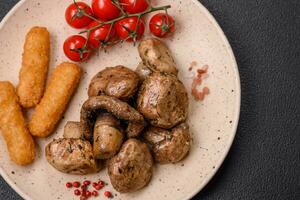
1,0 -> 300,199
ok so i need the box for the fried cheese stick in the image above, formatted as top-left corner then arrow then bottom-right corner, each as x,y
29,62 -> 81,137
0,81 -> 35,165
17,26 -> 50,108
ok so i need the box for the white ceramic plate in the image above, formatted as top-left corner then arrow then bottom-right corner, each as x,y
0,0 -> 240,199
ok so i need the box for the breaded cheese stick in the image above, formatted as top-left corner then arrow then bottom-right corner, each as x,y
29,62 -> 81,137
17,26 -> 50,108
0,81 -> 35,165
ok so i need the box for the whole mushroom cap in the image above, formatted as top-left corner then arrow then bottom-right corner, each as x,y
88,66 -> 140,101
138,38 -> 178,75
108,139 -> 153,193
143,123 -> 191,164
137,72 -> 188,129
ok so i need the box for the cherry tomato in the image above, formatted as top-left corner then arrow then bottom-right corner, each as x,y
87,21 -> 116,49
65,2 -> 93,29
149,13 -> 175,38
63,35 -> 91,62
92,0 -> 120,20
115,17 -> 145,41
119,0 -> 149,14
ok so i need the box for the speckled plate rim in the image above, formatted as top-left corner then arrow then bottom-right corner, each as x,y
0,0 -> 241,199
184,1 -> 240,199
0,2 -> 33,199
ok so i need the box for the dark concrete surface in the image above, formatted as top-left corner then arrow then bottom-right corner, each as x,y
0,0 -> 299,199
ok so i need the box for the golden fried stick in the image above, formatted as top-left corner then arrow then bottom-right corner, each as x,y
29,62 -> 81,137
17,26 -> 50,108
0,81 -> 35,165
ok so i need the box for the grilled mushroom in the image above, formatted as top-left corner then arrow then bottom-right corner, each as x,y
88,66 -> 140,101
143,123 -> 191,164
135,62 -> 152,81
63,121 -> 83,139
137,72 -> 188,129
93,113 -> 124,159
80,95 -> 145,140
108,139 -> 153,193
45,138 -> 99,174
138,38 -> 178,75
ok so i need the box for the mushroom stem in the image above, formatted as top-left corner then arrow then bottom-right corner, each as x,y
80,95 -> 145,140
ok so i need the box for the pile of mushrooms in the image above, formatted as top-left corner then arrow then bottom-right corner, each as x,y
45,38 -> 191,193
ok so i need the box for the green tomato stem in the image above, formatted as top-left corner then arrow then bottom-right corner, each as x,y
72,0 -> 171,60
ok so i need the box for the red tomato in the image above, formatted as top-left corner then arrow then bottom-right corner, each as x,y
115,17 -> 145,41
119,0 -> 149,14
149,13 -> 175,38
92,0 -> 120,20
65,2 -> 93,29
63,35 -> 91,62
87,21 -> 116,49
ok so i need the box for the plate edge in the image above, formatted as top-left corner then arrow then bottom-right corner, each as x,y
0,1 -> 34,200
0,1 -> 241,200
185,0 -> 241,199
